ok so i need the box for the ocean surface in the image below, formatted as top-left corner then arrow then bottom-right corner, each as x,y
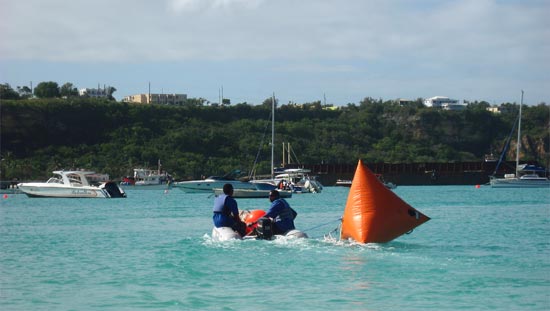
1,186 -> 549,310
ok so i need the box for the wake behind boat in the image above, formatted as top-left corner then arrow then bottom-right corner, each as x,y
17,170 -> 126,198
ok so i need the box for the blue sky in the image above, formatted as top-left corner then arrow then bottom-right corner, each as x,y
1,0 -> 549,105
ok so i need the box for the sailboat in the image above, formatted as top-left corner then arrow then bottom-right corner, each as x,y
490,91 -> 550,188
250,95 -> 323,193
209,95 -> 290,198
340,160 -> 430,243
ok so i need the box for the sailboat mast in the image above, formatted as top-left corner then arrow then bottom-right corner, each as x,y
158,159 -> 161,175
516,90 -> 523,177
282,142 -> 285,167
271,94 -> 275,179
287,142 -> 291,164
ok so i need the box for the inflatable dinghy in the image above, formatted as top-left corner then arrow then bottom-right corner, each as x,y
211,226 -> 242,241
211,209 -> 308,241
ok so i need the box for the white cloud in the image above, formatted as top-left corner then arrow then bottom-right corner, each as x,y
2,0 -> 549,66
1,0 -> 548,104
169,0 -> 264,12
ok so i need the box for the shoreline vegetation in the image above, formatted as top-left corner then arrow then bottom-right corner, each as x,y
1,96 -> 549,182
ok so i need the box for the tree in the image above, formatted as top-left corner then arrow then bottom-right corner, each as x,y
17,86 -> 32,99
0,83 -> 20,99
60,83 -> 79,97
34,81 -> 60,98
106,86 -> 116,100
261,96 -> 277,109
183,97 -> 207,107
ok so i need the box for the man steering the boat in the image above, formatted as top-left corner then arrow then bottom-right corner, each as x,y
213,183 -> 246,236
265,189 -> 297,235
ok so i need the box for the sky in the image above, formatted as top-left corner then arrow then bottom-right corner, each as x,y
1,0 -> 549,106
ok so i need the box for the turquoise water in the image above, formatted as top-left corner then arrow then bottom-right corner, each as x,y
1,186 -> 549,310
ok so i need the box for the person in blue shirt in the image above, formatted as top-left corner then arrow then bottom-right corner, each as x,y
213,183 -> 246,236
264,190 -> 297,235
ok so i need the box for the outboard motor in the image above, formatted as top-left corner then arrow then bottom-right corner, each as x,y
102,181 -> 127,198
256,217 -> 273,240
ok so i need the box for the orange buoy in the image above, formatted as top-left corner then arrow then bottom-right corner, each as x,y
243,209 -> 266,235
340,159 -> 430,243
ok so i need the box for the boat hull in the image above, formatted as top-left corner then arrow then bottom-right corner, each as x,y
174,180 -> 257,193
212,227 -> 242,241
17,171 -> 126,198
211,227 -> 308,241
17,184 -> 110,198
283,229 -> 308,239
120,183 -> 171,190
490,178 -> 550,188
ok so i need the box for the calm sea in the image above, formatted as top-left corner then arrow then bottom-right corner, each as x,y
1,186 -> 549,310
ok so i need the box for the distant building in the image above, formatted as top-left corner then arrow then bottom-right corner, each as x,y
486,107 -> 501,114
79,88 -> 110,99
397,98 -> 414,106
486,105 -> 513,114
123,93 -> 187,105
424,96 -> 466,110
322,105 -> 339,111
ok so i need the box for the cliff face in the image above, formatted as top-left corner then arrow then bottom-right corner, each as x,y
504,135 -> 550,167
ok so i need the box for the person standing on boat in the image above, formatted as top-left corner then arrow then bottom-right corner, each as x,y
265,190 -> 297,235
213,183 -> 246,236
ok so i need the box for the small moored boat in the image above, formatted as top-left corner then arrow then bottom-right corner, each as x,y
173,170 -> 268,193
18,170 -> 126,198
120,168 -> 172,190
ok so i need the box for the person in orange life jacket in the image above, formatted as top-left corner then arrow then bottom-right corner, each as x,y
212,183 -> 246,236
264,189 -> 297,235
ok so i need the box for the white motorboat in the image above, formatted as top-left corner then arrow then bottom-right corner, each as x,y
174,177 -> 258,193
120,168 -> 172,190
490,91 -> 550,188
253,168 -> 323,193
173,169 -> 270,193
17,170 -> 126,198
335,174 -> 397,190
274,168 -> 323,193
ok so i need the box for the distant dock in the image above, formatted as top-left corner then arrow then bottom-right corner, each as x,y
287,161 -> 525,186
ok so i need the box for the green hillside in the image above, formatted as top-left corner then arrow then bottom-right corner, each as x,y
1,97 -> 548,181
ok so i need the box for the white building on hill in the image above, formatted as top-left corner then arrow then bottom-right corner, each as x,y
123,93 -> 187,105
79,88 -> 110,98
424,96 -> 466,110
